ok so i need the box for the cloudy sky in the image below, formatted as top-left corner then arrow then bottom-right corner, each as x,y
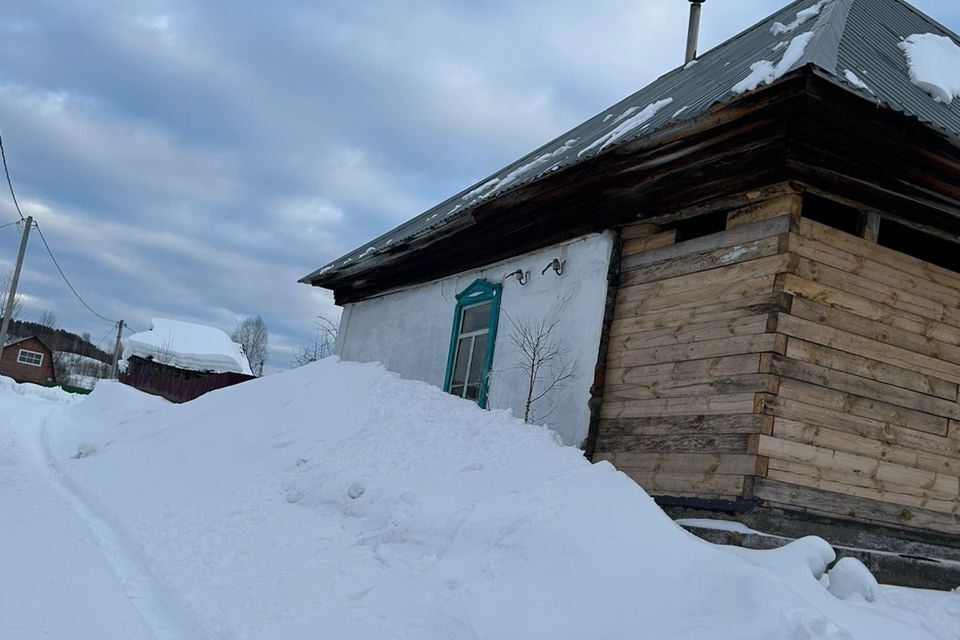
1,0 -> 958,369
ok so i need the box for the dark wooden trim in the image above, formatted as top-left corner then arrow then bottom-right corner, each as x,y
317,75 -> 806,304
584,232 -> 623,459
653,494 -> 760,514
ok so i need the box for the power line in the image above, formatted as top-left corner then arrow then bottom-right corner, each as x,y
0,131 -> 121,329
0,219 -> 22,231
0,130 -> 25,221
33,221 -> 118,325
94,324 -> 118,349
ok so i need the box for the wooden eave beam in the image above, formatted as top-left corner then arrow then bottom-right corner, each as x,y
319,76 -> 808,304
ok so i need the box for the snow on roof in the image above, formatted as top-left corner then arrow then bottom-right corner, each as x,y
898,33 -> 960,104
303,0 -> 960,285
122,318 -> 252,375
771,0 -> 831,36
732,31 -> 816,94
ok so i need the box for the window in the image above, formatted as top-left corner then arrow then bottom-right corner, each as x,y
17,349 -> 44,367
443,279 -> 501,408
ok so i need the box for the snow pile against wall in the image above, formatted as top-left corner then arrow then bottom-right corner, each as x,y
41,359 -> 956,639
336,232 -> 614,446
898,33 -> 960,105
122,318 -> 252,375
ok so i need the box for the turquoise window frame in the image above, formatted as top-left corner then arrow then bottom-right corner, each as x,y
443,279 -> 502,408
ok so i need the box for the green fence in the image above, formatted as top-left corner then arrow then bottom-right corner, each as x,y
42,381 -> 92,395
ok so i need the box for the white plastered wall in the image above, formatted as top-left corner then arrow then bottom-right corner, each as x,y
335,232 -> 615,446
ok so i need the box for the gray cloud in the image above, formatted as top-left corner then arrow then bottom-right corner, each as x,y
0,0 -> 958,368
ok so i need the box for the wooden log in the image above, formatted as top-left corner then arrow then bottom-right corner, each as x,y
859,211 -> 881,242
604,353 -> 762,387
781,273 -> 960,346
753,478 -> 960,535
726,194 -> 802,228
593,452 -> 758,475
794,256 -> 960,329
789,296 -> 960,367
766,396 -> 960,459
594,432 -> 754,454
620,235 -> 784,287
769,354 -> 960,420
618,469 -> 746,498
772,417 -> 960,478
602,373 -> 778,402
620,222 -> 663,241
622,230 -> 676,256
596,414 -> 770,437
598,393 -> 760,420
615,274 -> 780,318
790,233 -> 960,323
621,214 -> 795,272
798,217 -> 960,296
756,435 -> 959,500
609,292 -> 789,337
619,253 -> 791,300
765,467 -> 959,515
775,314 -> 960,385
608,314 -> 772,353
606,334 -> 785,370
784,338 -> 957,401
777,377 -> 949,436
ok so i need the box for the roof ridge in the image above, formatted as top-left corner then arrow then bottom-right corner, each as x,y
799,0 -> 854,75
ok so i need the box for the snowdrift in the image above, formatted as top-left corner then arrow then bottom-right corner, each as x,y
44,359 -> 955,639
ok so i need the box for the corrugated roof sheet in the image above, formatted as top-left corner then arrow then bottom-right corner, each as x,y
304,0 -> 960,283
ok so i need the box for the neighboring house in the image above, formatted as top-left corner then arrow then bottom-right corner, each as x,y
0,336 -> 56,386
120,318 -> 254,403
301,0 -> 960,551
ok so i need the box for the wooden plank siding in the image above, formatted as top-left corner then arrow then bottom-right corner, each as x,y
594,196 -> 960,536
594,203 -> 799,502
758,217 -> 960,534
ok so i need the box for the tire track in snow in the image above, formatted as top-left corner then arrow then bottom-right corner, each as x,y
37,417 -> 212,640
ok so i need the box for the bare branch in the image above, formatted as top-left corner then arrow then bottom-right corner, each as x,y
293,315 -> 338,366
504,304 -> 577,424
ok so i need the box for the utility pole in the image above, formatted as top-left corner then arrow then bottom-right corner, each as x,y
111,319 -> 125,379
0,215 -> 32,355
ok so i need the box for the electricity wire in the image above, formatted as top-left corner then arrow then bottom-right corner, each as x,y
33,221 -> 118,325
0,130 -> 25,221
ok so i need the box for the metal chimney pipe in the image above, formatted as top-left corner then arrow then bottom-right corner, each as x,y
685,0 -> 705,65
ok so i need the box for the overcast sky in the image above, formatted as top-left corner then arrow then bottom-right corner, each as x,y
1,0 -> 958,369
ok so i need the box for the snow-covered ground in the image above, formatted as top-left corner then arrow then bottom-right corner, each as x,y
2,361 -> 958,639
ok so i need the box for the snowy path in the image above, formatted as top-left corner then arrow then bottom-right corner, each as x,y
0,396 -> 184,640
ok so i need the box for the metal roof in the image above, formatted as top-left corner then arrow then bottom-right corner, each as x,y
303,0 -> 960,284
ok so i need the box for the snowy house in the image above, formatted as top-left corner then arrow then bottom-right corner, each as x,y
120,318 -> 254,403
301,0 -> 960,547
0,336 -> 56,386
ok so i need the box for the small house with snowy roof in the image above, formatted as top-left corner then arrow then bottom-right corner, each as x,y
120,318 -> 254,403
301,0 -> 960,550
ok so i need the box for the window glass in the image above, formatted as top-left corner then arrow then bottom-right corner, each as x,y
461,302 -> 492,333
468,334 -> 487,388
17,349 -> 43,366
451,337 -> 471,388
